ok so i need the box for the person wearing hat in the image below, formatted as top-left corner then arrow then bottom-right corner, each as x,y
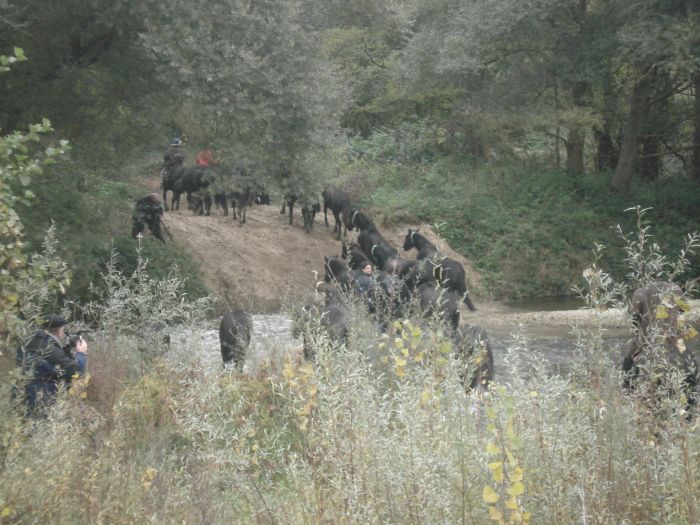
15,314 -> 88,416
162,137 -> 185,175
132,193 -> 165,241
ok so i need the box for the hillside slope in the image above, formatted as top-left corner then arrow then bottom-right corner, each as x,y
160,201 -> 486,313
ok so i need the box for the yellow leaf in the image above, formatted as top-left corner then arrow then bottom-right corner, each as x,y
673,296 -> 690,311
483,486 -> 500,504
80,391 -> 87,399
655,305 -> 669,320
508,509 -> 522,524
509,466 -> 524,483
380,356 -> 389,365
529,391 -> 538,398
488,506 -> 504,522
506,482 -> 524,497
486,442 -> 501,455
2,507 -> 11,517
394,357 -> 407,367
402,348 -> 410,358
396,367 -> 405,378
685,327 -> 698,340
489,462 -> 504,483
420,389 -> 432,405
505,496 -> 518,510
414,351 -> 424,362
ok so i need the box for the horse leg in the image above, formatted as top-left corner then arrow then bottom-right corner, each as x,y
204,194 -> 212,216
324,205 -> 329,227
162,189 -> 169,211
333,210 -> 342,240
288,200 -> 294,225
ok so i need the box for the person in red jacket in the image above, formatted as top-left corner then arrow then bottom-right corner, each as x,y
195,145 -> 217,168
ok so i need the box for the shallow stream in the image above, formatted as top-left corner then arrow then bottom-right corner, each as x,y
169,301 -> 631,383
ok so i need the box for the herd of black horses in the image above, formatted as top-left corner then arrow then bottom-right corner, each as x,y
163,165 -> 699,414
197,177 -> 496,394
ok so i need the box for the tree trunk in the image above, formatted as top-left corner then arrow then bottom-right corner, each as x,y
565,81 -> 588,174
639,135 -> 661,180
612,73 -> 653,190
692,72 -> 700,182
595,127 -> 618,171
566,127 -> 585,173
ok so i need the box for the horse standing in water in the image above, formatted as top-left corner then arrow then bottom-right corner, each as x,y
403,229 -> 477,311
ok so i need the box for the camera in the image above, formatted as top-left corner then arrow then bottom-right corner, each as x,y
63,331 -> 86,356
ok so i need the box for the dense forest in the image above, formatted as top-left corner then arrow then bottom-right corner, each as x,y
2,0 -> 700,308
3,2 -> 700,524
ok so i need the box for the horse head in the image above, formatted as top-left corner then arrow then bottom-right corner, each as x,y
403,229 -> 419,251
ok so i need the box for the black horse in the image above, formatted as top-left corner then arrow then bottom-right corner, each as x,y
281,194 -> 321,233
317,283 -> 350,345
342,241 -> 371,270
622,282 -> 699,420
358,228 -> 398,264
347,209 -> 375,232
161,165 -> 184,211
219,310 -> 253,370
403,229 -> 477,312
324,256 -> 358,293
322,186 -> 351,240
415,282 -> 461,331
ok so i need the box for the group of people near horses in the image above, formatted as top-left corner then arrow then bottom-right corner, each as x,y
145,138 -> 698,416
304,201 -> 495,394
157,138 -> 260,226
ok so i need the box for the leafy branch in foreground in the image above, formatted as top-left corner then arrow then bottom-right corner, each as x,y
83,239 -> 213,357
0,47 -> 70,340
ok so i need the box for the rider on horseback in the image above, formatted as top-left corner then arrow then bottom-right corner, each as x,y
162,137 -> 185,178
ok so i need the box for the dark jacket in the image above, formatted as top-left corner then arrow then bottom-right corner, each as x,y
16,330 -> 87,413
134,196 -> 164,222
163,145 -> 184,170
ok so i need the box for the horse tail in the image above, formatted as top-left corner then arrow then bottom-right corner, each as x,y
463,292 -> 477,311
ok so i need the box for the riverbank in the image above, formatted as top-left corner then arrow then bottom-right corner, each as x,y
467,299 -> 700,331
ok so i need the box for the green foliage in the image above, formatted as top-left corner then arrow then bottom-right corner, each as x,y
83,240 -> 212,358
0,51 -> 71,336
355,151 -> 700,298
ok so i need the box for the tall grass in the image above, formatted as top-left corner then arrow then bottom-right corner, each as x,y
1,217 -> 699,524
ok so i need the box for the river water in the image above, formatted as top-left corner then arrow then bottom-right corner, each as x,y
169,304 -> 631,382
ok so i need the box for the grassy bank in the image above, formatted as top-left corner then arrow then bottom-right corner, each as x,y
352,157 -> 700,299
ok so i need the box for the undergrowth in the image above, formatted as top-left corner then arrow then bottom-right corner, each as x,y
1,214 -> 699,524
